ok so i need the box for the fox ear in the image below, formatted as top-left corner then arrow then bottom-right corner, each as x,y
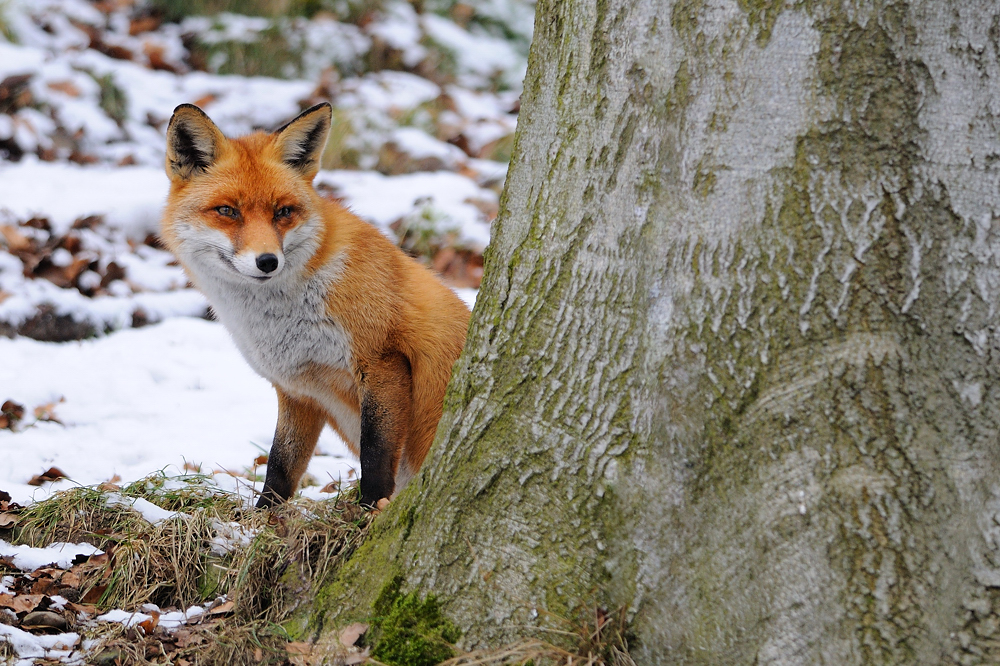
274,103 -> 332,178
165,104 -> 224,181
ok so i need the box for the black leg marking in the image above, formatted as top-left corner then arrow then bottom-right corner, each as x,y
359,393 -> 397,507
257,449 -> 295,509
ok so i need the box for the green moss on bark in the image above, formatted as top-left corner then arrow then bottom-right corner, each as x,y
365,575 -> 461,666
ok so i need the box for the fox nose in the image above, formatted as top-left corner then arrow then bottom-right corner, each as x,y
256,253 -> 279,273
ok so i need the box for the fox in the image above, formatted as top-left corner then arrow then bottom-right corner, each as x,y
159,102 -> 471,509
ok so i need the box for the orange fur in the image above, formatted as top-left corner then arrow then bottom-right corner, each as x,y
160,103 -> 470,507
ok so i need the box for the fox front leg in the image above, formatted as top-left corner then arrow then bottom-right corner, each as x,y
257,390 -> 325,509
358,351 -> 413,507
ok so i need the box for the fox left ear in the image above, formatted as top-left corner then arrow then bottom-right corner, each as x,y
274,103 -> 332,178
165,104 -> 225,182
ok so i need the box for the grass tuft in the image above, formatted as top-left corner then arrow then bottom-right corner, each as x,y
4,474 -> 374,663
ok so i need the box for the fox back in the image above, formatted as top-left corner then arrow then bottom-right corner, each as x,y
160,103 -> 470,507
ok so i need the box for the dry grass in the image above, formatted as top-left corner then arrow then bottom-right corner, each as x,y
3,474 -> 374,665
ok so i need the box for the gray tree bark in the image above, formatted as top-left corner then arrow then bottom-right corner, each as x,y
310,1 -> 1000,663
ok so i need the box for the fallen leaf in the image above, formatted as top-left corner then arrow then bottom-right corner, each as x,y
97,474 -> 121,491
338,623 -> 368,647
0,593 -> 44,613
207,599 -> 235,616
46,80 -> 81,97
138,610 -> 159,635
29,577 -> 58,596
191,94 -> 216,108
174,628 -> 205,648
27,467 -> 68,486
0,226 -> 31,253
80,584 -> 107,605
86,552 -> 111,567
33,400 -> 63,424
1,400 -> 25,430
65,601 -> 97,616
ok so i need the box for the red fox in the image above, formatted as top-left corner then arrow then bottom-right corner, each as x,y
159,103 -> 471,508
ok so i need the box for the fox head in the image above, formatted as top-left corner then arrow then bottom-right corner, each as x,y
161,103 -> 332,285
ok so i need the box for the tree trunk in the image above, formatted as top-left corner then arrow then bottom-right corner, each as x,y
311,1 -> 1000,663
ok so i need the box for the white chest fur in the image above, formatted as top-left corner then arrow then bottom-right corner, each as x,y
197,260 -> 353,389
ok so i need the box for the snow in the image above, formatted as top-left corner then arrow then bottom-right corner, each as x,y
316,169 -> 495,249
105,494 -> 185,525
95,609 -> 152,627
0,540 -> 103,571
157,605 -> 205,629
0,160 -> 168,236
0,624 -> 81,664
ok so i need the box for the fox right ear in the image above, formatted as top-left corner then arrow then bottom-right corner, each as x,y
165,104 -> 224,181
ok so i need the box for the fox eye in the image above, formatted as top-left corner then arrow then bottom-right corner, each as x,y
215,205 -> 237,218
275,206 -> 294,220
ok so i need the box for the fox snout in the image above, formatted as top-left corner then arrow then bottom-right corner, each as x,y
232,248 -> 285,279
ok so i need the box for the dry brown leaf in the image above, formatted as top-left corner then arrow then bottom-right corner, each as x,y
1,401 -> 25,430
33,400 -> 63,424
174,628 -> 205,648
0,226 -> 31,252
138,610 -> 159,635
29,577 -> 58,596
27,466 -> 68,486
65,601 -> 97,616
46,80 -> 81,97
191,94 -> 216,108
80,584 -> 107,604
207,600 -> 234,616
338,623 -> 368,647
0,593 -> 44,613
